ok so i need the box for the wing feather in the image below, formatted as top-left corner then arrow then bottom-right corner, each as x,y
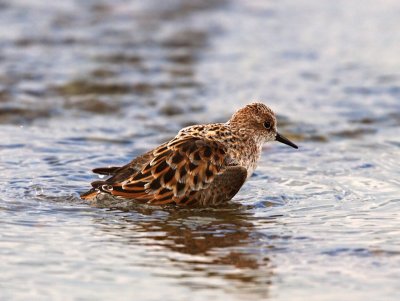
83,136 -> 231,205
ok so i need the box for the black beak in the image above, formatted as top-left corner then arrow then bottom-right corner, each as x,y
276,132 -> 298,149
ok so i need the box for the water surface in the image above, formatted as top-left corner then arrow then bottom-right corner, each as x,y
1,0 -> 399,300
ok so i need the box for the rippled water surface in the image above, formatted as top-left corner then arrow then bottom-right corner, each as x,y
1,0 -> 400,300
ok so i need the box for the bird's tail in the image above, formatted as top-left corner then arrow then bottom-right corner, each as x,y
81,166 -> 120,200
80,188 -> 99,200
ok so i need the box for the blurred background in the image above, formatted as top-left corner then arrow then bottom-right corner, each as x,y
0,0 -> 399,300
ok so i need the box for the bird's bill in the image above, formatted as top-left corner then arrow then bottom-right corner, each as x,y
275,132 -> 298,149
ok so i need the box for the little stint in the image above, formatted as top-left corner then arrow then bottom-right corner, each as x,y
81,102 -> 298,206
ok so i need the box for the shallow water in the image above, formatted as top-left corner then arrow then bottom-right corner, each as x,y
1,0 -> 400,300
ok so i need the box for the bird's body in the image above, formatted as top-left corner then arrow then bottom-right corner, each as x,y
81,103 -> 298,206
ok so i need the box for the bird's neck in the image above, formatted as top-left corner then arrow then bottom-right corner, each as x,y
225,123 -> 263,177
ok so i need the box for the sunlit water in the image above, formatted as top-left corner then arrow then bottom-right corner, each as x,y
1,0 -> 399,300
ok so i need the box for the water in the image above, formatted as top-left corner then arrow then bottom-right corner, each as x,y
1,0 -> 399,300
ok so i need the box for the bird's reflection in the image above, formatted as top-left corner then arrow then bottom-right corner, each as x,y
93,200 -> 276,297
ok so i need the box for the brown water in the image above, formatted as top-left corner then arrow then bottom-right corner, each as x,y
1,0 -> 399,300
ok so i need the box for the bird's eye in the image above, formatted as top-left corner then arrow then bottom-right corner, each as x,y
263,121 -> 272,129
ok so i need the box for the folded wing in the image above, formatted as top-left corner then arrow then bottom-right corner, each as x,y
81,136 -> 242,205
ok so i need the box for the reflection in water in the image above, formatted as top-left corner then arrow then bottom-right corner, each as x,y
94,204 -> 274,297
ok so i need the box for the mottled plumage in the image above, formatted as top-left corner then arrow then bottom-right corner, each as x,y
81,102 -> 298,206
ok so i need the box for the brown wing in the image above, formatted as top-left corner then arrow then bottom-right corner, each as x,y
80,147 -> 156,200
81,137 -> 232,205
